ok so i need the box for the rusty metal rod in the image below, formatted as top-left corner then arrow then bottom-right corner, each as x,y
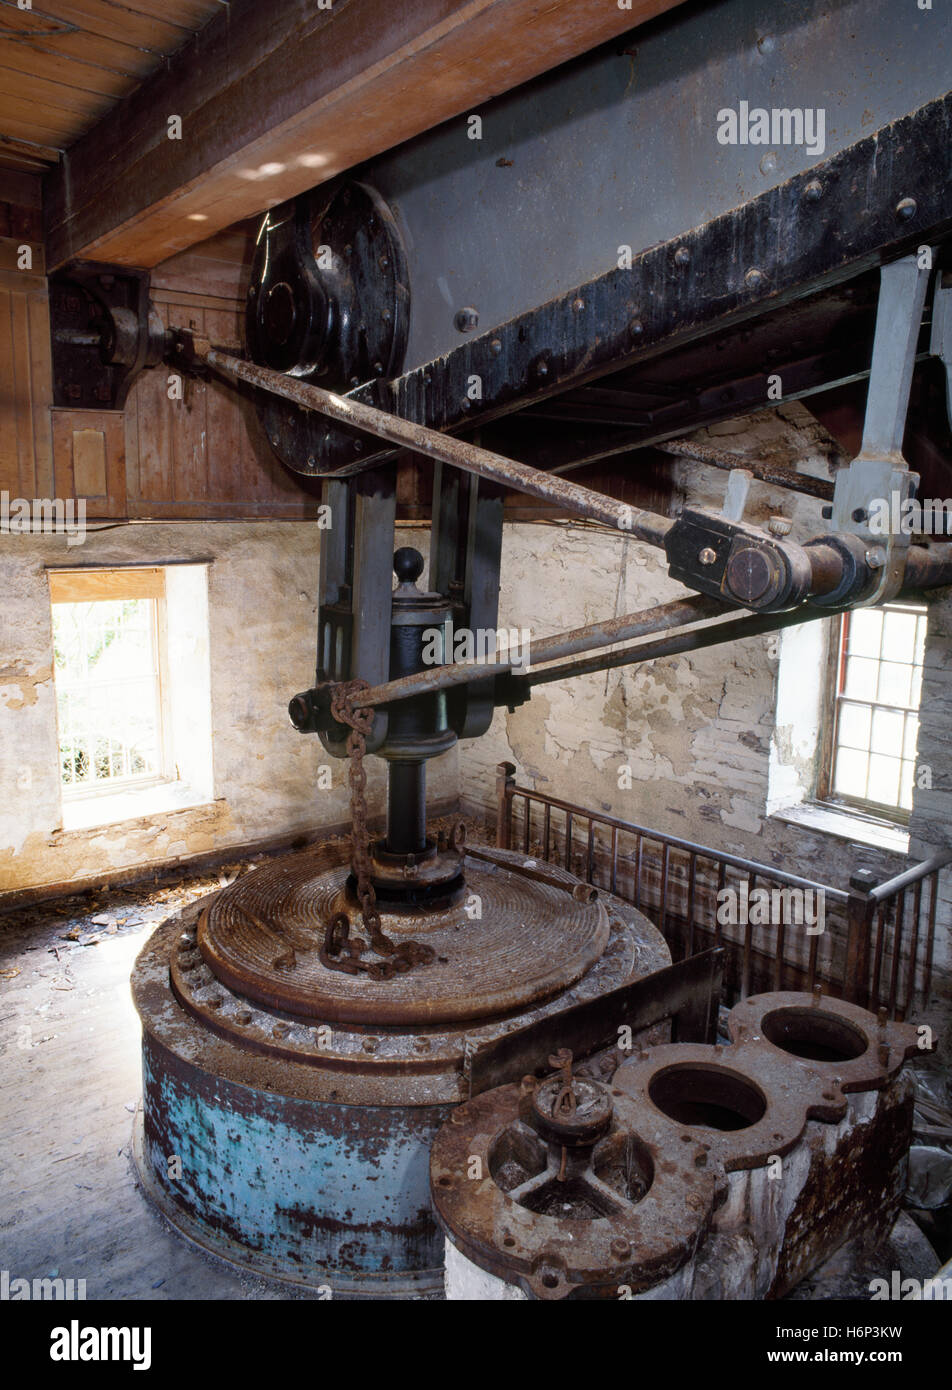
522,604 -> 824,688
656,438 -> 836,502
351,594 -> 724,709
198,343 -> 674,545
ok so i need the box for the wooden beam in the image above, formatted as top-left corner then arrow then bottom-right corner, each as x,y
45,0 -> 685,271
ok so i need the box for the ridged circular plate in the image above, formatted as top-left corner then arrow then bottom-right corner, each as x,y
198,845 -> 610,1026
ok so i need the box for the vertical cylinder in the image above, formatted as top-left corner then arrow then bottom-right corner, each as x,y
387,760 -> 427,854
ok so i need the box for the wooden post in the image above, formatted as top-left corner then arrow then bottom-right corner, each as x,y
495,762 -> 516,850
844,868 -> 877,1008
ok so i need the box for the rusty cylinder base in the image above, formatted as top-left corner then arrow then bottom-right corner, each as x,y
131,845 -> 670,1295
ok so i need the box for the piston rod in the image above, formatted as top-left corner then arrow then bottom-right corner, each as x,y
289,595 -> 727,725
192,340 -> 674,547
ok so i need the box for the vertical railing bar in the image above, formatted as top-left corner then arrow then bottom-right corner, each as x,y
903,879 -> 923,1023
871,905 -> 887,1013
807,928 -> 820,994
714,860 -> 727,949
741,872 -> 755,1001
686,851 -> 697,958
543,803 -> 551,864
564,811 -> 573,872
773,878 -> 785,993
923,870 -> 939,1005
887,889 -> 906,1019
522,795 -> 531,854
659,842 -> 670,940
634,834 -> 643,910
586,819 -> 595,884
610,825 -> 618,896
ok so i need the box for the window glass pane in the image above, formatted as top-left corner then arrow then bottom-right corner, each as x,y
903,715 -> 919,761
843,656 -> 878,701
899,761 -> 915,811
881,608 -> 916,664
866,752 -> 901,807
870,706 -> 903,755
833,747 -> 867,799
837,701 -> 871,751
848,609 -> 883,658
877,660 -> 911,707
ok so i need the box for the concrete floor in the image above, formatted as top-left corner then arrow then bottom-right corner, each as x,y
0,867 -> 325,1301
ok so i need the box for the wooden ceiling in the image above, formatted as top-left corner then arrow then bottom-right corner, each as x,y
0,0 -> 227,174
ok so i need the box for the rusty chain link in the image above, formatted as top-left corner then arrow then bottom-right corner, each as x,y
323,680 -> 434,980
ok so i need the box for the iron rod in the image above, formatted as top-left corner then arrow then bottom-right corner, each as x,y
202,345 -> 674,545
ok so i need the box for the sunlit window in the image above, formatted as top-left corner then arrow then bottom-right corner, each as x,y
50,569 -> 169,797
827,602 -> 927,818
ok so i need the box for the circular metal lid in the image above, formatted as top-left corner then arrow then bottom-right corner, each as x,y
198,844 -> 610,1026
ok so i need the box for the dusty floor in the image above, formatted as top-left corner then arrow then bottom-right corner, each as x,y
0,859 -> 330,1300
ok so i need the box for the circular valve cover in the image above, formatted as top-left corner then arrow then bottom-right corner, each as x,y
198,843 -> 611,1026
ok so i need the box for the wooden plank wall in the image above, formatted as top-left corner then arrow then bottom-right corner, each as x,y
0,172 -> 52,502
121,223 -> 316,518
0,185 -> 315,518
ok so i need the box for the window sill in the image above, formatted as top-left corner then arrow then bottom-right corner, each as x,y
773,801 -> 909,854
60,779 -> 214,832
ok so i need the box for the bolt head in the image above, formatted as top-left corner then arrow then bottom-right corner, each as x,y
698,547 -> 718,566
767,515 -> 792,537
454,306 -> 479,332
896,197 -> 918,220
803,179 -> 823,203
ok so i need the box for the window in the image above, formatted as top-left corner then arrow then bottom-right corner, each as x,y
820,602 -> 927,820
51,568 -> 170,795
49,565 -> 214,831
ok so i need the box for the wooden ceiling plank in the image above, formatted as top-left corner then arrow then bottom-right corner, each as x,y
46,0 -> 684,270
27,0 -> 193,55
0,39 -> 137,98
0,103 -> 79,147
0,66 -> 119,117
0,13 -> 167,80
110,0 -> 227,28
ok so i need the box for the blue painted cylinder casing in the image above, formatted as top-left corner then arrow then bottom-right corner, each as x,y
141,1032 -> 449,1286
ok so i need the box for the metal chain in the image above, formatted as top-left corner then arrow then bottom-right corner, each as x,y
325,680 -> 434,979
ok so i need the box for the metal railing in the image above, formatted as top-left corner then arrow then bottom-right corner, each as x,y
495,763 -> 950,1019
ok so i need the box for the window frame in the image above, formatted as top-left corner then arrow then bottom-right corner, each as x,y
816,601 -> 926,825
49,567 -> 174,800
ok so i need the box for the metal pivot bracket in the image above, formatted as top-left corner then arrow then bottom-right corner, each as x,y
830,252 -> 933,606
664,506 -> 813,611
49,262 -> 169,410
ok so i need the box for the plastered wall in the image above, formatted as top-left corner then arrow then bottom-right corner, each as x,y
0,520 -> 455,899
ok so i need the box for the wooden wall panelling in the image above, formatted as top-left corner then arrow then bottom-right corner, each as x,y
0,281 -> 16,495
203,304 -> 245,504
130,299 -> 172,505
0,267 -> 52,499
51,409 -> 126,518
172,303 -> 208,504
